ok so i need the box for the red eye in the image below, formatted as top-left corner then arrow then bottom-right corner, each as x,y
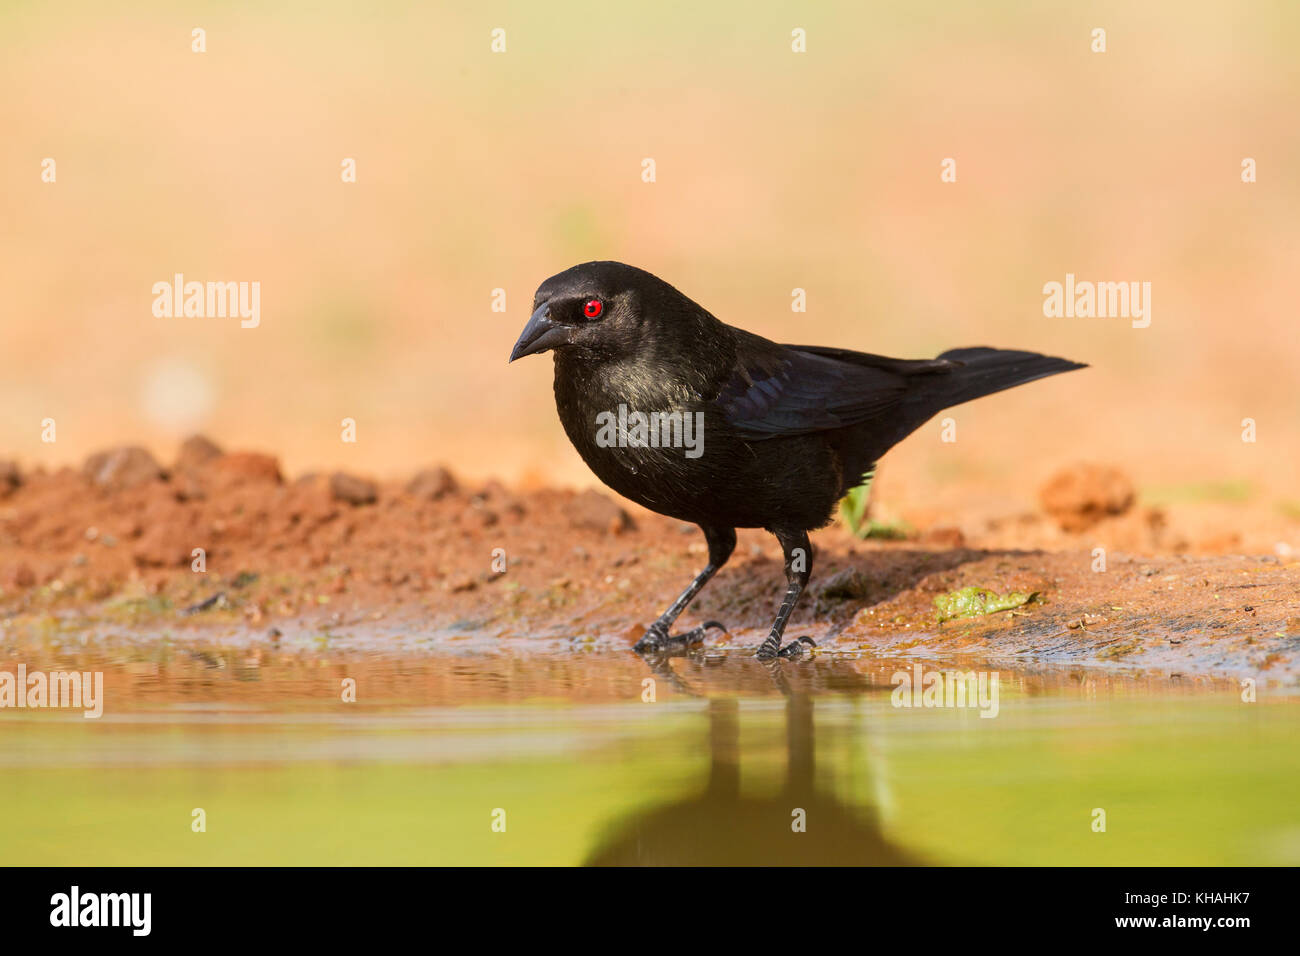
583,298 -> 603,318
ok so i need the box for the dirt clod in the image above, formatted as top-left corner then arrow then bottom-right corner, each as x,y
821,568 -> 874,600
0,459 -> 21,498
330,472 -> 378,506
174,434 -> 223,473
212,452 -> 282,486
407,467 -> 458,500
83,446 -> 163,491
568,488 -> 634,535
1039,463 -> 1135,532
4,562 -> 36,589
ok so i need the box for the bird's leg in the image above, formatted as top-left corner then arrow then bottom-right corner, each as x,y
633,564 -> 727,654
634,525 -> 735,654
755,529 -> 817,661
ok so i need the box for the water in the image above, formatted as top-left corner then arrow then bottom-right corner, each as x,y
0,648 -> 1296,865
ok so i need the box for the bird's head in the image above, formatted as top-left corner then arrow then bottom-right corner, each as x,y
509,260 -> 693,363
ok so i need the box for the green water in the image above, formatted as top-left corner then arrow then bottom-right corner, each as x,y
0,655 -> 1295,866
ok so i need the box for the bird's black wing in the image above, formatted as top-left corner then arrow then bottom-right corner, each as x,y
713,331 -> 956,439
782,344 -> 959,377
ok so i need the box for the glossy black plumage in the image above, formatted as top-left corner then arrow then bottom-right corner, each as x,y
510,261 -> 1086,659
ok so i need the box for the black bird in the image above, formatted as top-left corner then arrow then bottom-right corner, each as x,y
509,261 -> 1085,660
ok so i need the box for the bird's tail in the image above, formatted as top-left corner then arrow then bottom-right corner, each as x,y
839,347 -> 1085,491
919,346 -> 1087,412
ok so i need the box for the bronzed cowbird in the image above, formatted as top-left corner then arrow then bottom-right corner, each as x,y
509,261 -> 1085,659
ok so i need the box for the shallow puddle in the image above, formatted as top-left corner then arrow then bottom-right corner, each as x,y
0,647 -> 1296,865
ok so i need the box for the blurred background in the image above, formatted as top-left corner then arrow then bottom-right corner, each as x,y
2,0 -> 1297,535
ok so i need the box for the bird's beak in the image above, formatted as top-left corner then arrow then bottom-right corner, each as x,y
509,303 -> 569,362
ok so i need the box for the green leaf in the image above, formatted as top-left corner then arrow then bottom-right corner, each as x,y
838,473 -> 874,538
934,586 -> 1040,623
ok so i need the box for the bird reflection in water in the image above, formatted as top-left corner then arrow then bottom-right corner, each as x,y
585,654 -> 922,865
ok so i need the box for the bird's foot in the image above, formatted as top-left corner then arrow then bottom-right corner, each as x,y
754,635 -> 816,661
633,620 -> 727,655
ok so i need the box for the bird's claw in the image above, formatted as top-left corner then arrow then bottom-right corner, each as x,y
633,620 -> 727,655
755,635 -> 816,661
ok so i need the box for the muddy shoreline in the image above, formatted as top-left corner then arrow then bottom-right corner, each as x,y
2,440 -> 1296,682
